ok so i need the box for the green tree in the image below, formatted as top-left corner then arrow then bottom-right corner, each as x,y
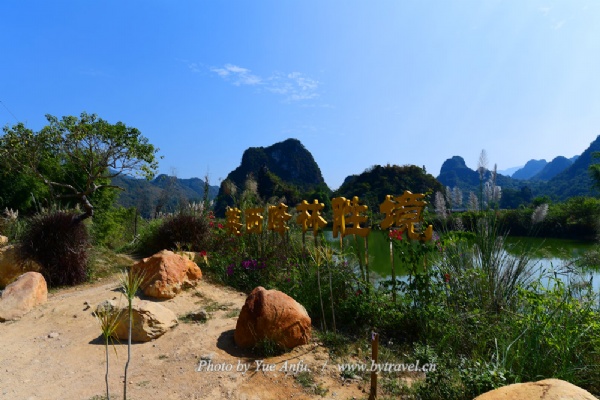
588,151 -> 600,190
0,112 -> 159,223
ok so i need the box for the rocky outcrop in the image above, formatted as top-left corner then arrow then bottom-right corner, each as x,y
474,378 -> 597,400
234,286 -> 311,350
111,300 -> 178,342
0,245 -> 42,288
214,138 -> 328,217
0,272 -> 48,322
131,250 -> 202,299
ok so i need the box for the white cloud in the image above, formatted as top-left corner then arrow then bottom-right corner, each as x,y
187,62 -> 202,73
265,71 -> 320,101
210,64 -> 262,86
209,64 -> 320,101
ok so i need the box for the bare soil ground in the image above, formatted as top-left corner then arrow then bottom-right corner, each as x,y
0,274 -> 367,400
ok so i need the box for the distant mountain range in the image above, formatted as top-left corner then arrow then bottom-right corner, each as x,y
113,174 -> 219,218
507,155 -> 579,180
112,135 -> 600,216
436,136 -> 600,202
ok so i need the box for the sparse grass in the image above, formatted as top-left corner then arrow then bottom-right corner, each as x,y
88,247 -> 135,281
252,337 -> 287,358
201,299 -> 232,312
295,371 -> 329,397
224,308 -> 240,318
315,330 -> 352,360
295,371 -> 313,387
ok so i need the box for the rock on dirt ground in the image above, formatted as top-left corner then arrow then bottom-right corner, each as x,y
0,275 -> 365,400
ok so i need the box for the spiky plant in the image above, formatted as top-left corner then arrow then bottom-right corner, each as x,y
119,268 -> 146,400
93,304 -> 122,400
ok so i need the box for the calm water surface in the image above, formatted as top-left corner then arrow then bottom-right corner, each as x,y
325,231 -> 599,291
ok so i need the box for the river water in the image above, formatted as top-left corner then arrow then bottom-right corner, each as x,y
325,231 -> 600,292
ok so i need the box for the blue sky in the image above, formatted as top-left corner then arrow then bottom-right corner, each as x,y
2,1 -> 600,189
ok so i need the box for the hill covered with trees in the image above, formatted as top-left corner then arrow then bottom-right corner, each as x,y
213,138 -> 330,216
334,164 -> 443,210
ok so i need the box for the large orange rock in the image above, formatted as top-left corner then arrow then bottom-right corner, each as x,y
234,286 -> 311,350
474,378 -> 597,400
131,250 -> 202,299
0,245 -> 42,288
0,272 -> 47,322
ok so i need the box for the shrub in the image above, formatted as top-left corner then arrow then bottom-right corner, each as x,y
126,217 -> 162,256
19,211 -> 89,287
147,213 -> 211,253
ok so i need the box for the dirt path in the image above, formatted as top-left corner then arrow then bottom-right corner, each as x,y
0,276 -> 365,400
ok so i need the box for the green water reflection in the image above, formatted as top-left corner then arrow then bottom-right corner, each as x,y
324,231 -> 598,285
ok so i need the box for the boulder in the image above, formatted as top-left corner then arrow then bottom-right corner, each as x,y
0,272 -> 48,322
234,286 -> 311,350
131,250 -> 202,299
112,300 -> 178,342
474,378 -> 597,400
0,245 -> 42,288
0,235 -> 8,246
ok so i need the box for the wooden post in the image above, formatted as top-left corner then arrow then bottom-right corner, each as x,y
390,239 -> 396,303
369,332 -> 379,400
364,236 -> 370,289
133,208 -> 138,239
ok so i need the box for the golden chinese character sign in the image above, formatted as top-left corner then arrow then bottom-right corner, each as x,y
245,207 -> 264,234
331,197 -> 350,238
346,196 -> 371,237
268,203 -> 292,237
223,191 -> 431,241
296,199 -> 327,236
379,191 -> 432,241
225,207 -> 242,236
331,196 -> 371,238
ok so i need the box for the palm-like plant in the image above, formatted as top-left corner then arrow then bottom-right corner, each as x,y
120,268 -> 146,400
93,303 -> 122,400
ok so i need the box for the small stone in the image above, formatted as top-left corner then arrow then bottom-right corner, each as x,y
48,332 -> 59,339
